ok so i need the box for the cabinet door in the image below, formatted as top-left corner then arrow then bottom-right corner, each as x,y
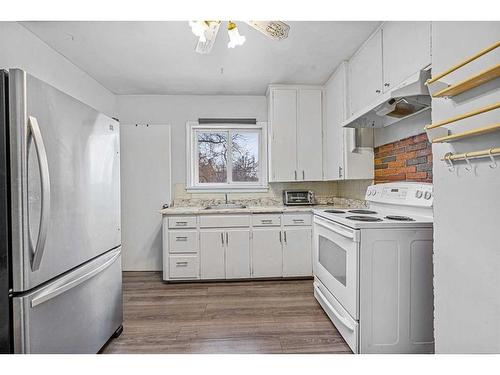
252,229 -> 283,278
382,21 -> 431,91
226,230 -> 250,279
349,29 -> 383,115
297,89 -> 323,181
283,227 -> 312,277
270,89 -> 297,181
200,231 -> 225,279
324,64 -> 346,180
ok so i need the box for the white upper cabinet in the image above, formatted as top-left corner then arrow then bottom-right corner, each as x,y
348,29 -> 383,116
348,22 -> 432,117
268,85 -> 323,182
324,63 -> 347,180
382,21 -> 431,91
324,62 -> 374,181
269,88 -> 297,182
297,89 -> 323,181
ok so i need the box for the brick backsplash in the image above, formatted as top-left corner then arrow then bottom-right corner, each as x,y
374,133 -> 432,184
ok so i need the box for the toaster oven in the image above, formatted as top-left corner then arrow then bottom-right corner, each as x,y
283,190 -> 315,206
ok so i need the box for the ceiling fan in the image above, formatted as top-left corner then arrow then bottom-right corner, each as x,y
188,21 -> 290,54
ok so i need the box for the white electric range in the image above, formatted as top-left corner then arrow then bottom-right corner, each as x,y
312,182 -> 435,354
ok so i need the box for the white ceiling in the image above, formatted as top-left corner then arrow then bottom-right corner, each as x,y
21,21 -> 380,95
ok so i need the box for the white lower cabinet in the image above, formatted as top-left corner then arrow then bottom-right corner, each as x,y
200,230 -> 225,279
225,230 -> 251,279
252,228 -> 283,278
283,227 -> 312,277
163,212 -> 313,281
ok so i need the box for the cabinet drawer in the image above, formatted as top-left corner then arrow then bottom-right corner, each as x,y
169,255 -> 199,279
252,214 -> 281,227
199,215 -> 250,228
169,230 -> 198,253
168,216 -> 197,229
283,213 -> 311,226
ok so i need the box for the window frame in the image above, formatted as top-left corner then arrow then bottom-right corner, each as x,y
186,121 -> 268,192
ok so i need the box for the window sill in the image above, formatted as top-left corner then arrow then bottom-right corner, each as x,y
186,186 -> 269,194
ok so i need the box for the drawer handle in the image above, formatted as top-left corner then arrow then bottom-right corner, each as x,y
261,219 -> 273,224
293,219 -> 304,223
175,221 -> 188,226
176,261 -> 188,266
175,236 -> 188,241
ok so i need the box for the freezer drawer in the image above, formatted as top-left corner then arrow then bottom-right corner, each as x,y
12,247 -> 123,353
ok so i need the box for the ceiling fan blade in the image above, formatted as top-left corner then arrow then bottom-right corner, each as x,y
246,21 -> 290,40
195,21 -> 221,54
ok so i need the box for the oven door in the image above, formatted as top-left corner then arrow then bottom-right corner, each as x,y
313,215 -> 360,319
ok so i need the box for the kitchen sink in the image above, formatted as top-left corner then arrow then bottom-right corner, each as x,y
203,203 -> 247,210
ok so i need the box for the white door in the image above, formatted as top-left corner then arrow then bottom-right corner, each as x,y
297,89 -> 323,181
200,230 -> 225,279
121,124 -> 171,271
382,21 -> 431,91
324,64 -> 346,180
225,229 -> 251,278
283,227 -> 312,277
252,228 -> 283,277
349,29 -> 383,115
270,89 -> 297,181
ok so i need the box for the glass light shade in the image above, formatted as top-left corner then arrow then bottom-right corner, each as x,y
227,27 -> 246,48
189,21 -> 208,43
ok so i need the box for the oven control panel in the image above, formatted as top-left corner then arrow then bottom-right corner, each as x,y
366,182 -> 433,207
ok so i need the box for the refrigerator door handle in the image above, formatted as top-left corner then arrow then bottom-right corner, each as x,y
30,248 -> 121,308
28,116 -> 51,271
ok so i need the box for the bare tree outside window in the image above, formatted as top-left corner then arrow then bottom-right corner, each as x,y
198,132 -> 228,183
195,127 -> 262,186
232,132 -> 259,182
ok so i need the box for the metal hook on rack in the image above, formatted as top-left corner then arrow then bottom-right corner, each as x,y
444,152 -> 455,172
464,153 -> 473,172
488,148 -> 498,169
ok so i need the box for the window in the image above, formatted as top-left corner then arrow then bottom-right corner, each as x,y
186,122 -> 268,191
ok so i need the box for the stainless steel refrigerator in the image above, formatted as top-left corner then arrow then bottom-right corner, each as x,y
0,69 -> 123,353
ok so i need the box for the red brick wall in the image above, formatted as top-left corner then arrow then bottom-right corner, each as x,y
374,133 -> 432,184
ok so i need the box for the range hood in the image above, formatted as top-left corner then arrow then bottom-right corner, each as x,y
342,69 -> 431,128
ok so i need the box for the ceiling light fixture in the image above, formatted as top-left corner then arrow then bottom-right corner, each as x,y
189,20 -> 209,43
188,20 -> 289,54
227,21 -> 246,49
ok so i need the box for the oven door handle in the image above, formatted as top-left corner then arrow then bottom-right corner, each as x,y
315,284 -> 355,331
314,217 -> 358,241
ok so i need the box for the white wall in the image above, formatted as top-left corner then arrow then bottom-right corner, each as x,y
116,95 -> 267,186
0,22 -> 116,116
431,21 -> 500,353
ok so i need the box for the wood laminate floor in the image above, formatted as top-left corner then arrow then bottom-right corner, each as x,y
101,272 -> 352,354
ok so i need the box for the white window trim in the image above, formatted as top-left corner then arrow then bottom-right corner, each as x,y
186,121 -> 268,192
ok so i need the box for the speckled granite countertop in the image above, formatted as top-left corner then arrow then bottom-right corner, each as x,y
160,202 -> 366,215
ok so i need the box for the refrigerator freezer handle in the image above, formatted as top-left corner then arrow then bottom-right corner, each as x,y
30,249 -> 121,308
28,116 -> 51,271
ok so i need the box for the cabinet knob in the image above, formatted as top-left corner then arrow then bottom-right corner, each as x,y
384,83 -> 390,87
375,89 -> 381,93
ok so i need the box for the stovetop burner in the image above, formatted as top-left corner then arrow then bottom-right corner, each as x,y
346,215 -> 383,222
385,215 -> 415,221
348,209 -> 378,214
324,209 -> 346,214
